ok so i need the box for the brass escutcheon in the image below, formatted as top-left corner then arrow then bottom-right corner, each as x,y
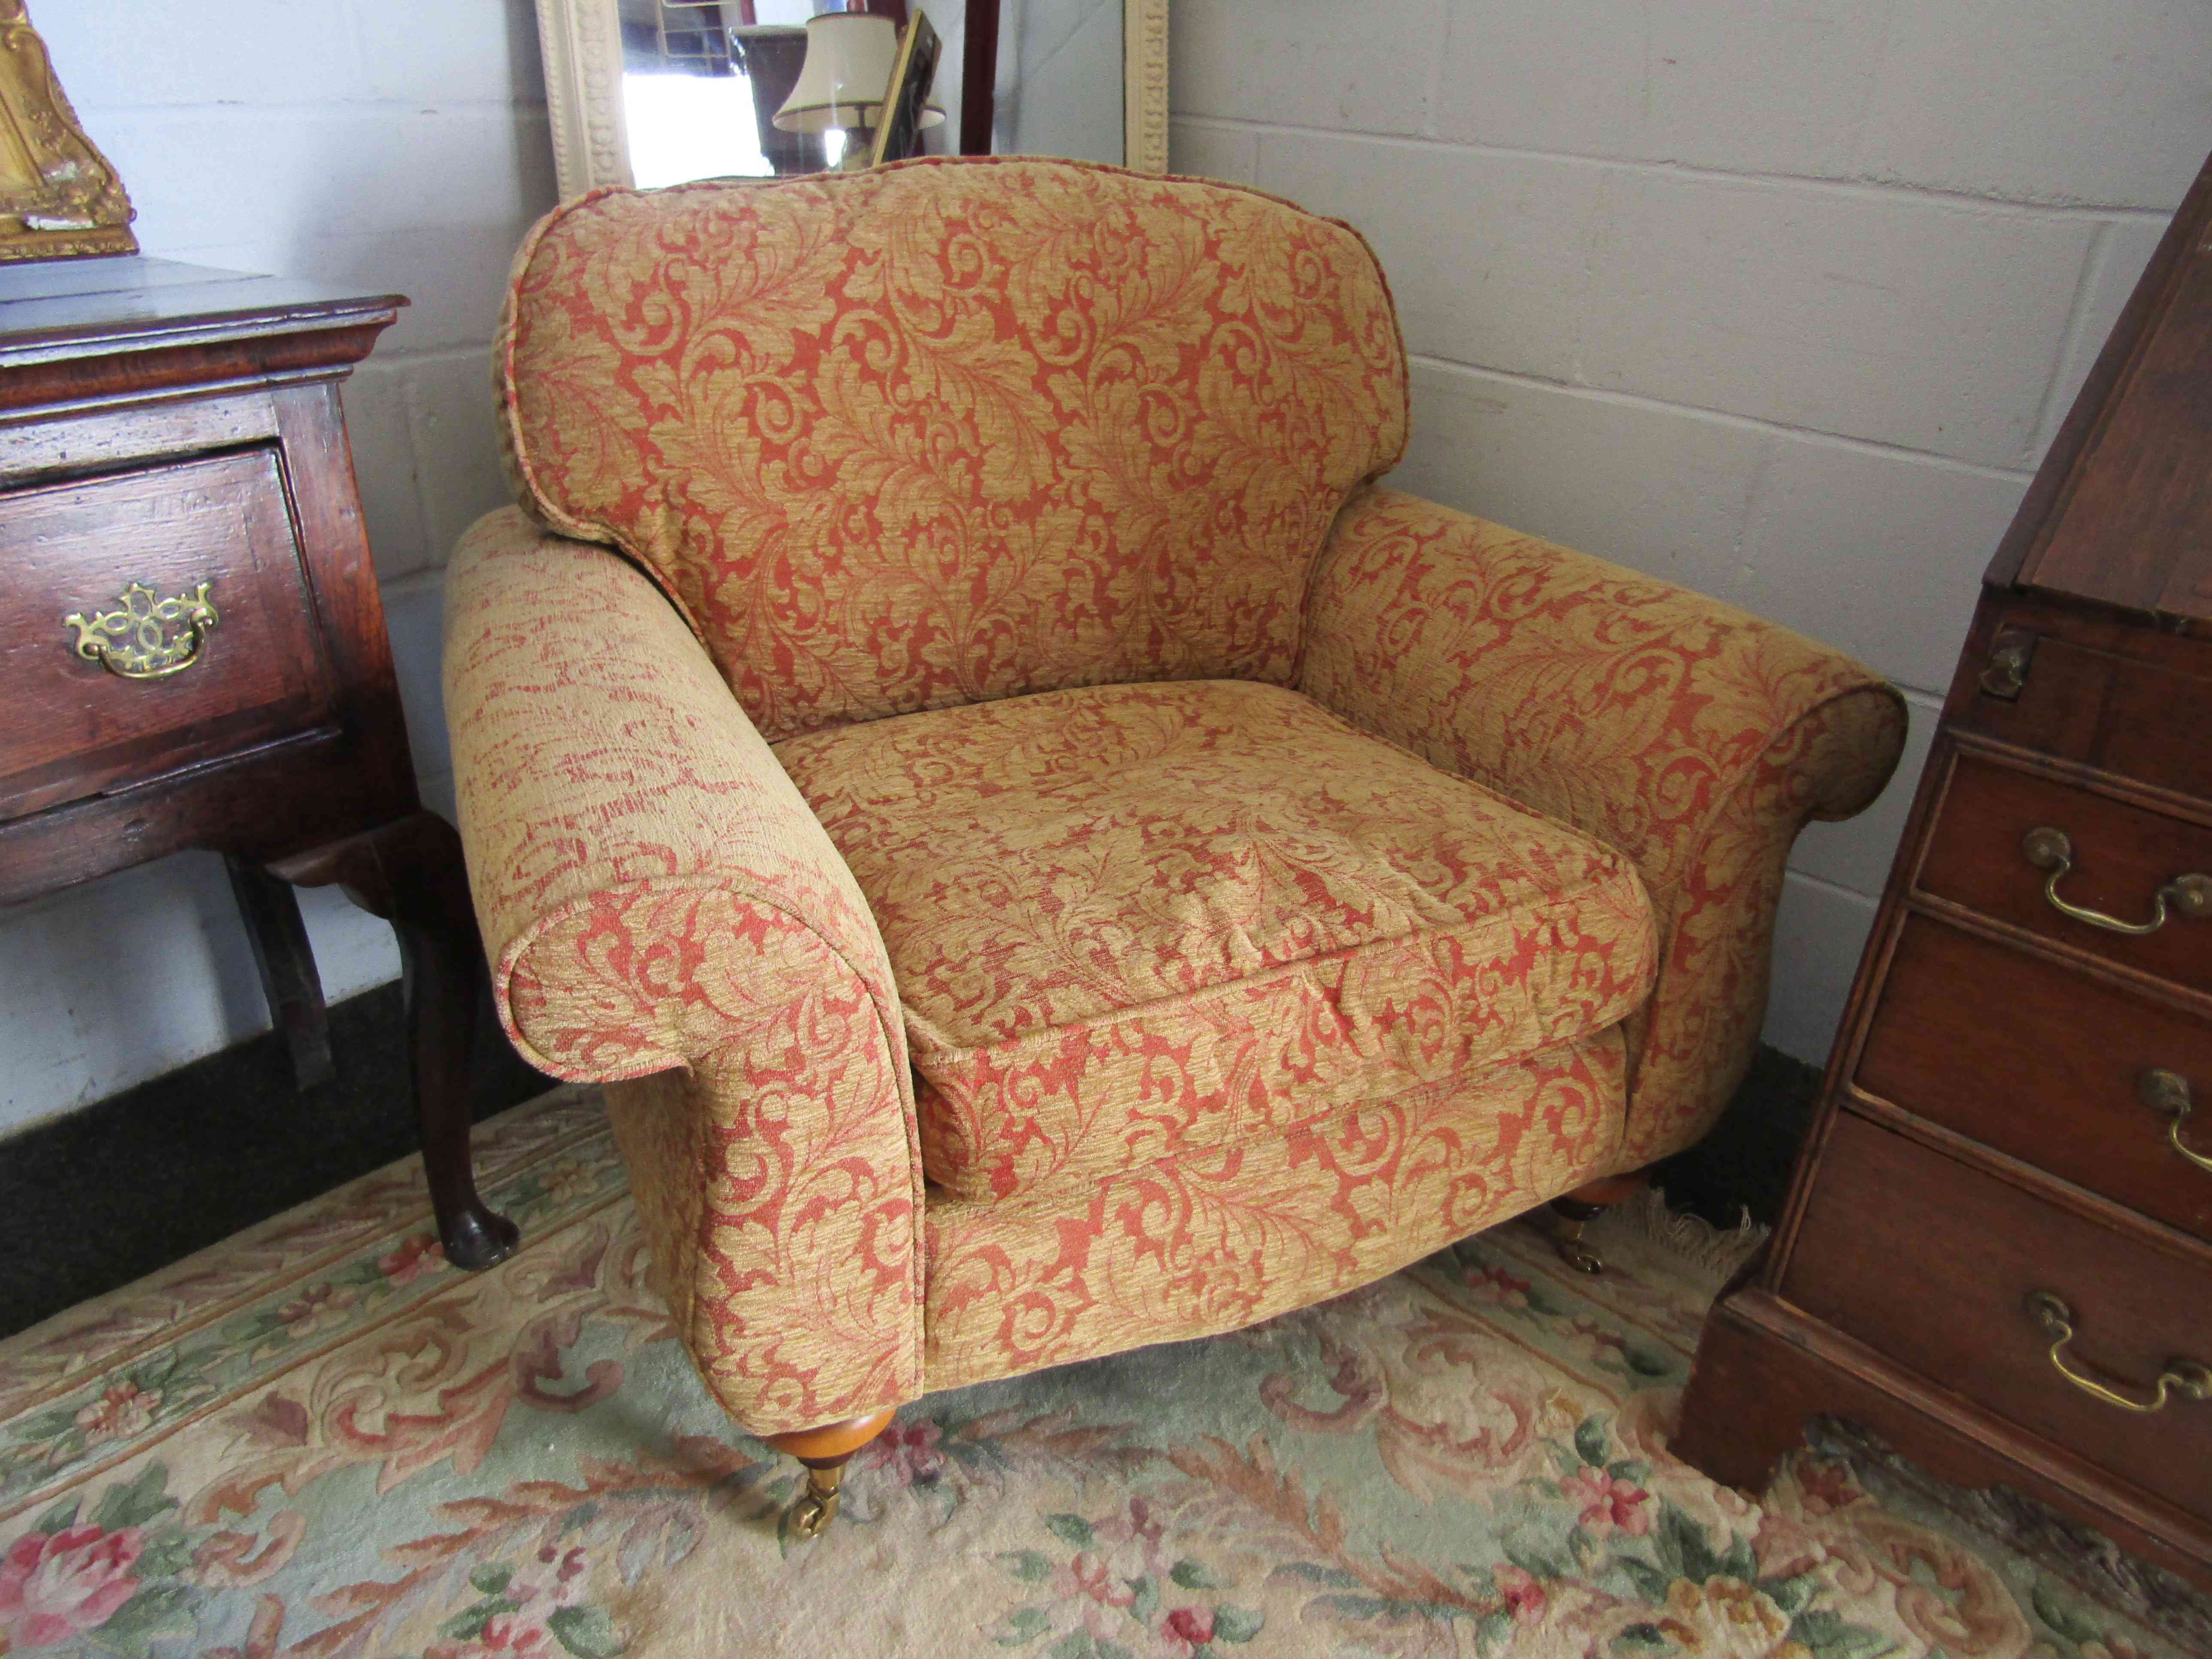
2023,1291 -> 2211,1414
2137,1067 -> 2212,1175
63,580 -> 220,679
2020,827 -> 2212,935
1979,633 -> 2035,700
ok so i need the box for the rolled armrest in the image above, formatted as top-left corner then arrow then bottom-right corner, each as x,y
1301,487 -> 1906,1162
443,508 -> 920,1434
444,509 -> 905,1082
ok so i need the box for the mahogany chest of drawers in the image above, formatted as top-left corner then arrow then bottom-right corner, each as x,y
0,257 -> 512,1268
1675,156 -> 2212,1592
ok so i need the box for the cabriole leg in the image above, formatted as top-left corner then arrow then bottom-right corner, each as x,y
225,855 -> 336,1091
271,811 -> 518,1270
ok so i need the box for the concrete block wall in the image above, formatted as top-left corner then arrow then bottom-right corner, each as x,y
1,1 -> 556,1133
1170,0 -> 2212,1060
6,0 -> 2209,1133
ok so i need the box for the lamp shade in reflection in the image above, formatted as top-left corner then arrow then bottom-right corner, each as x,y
773,10 -> 946,137
773,12 -> 897,134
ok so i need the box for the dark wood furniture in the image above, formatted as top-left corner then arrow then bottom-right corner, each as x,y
1676,152 -> 2212,1596
960,0 -> 998,156
0,256 -> 515,1269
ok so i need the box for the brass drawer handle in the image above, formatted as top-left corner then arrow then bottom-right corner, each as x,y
63,579 -> 220,679
2137,1068 -> 2212,1174
2024,1292 -> 2211,1414
2020,827 -> 2212,936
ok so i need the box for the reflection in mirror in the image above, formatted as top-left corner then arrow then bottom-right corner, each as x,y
619,0 -> 790,185
991,0 -> 1122,166
532,0 -> 1163,197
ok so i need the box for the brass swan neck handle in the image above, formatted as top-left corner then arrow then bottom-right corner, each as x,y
2021,827 -> 2212,936
2137,1068 -> 2212,1175
2024,1292 -> 2211,1414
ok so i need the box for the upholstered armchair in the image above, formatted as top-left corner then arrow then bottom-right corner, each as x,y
444,158 -> 1905,1536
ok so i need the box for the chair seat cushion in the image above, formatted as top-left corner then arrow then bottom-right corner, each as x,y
774,681 -> 1659,1201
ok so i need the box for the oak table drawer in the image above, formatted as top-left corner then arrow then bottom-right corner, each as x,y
0,448 -> 334,818
1783,1115 -> 2212,1525
1858,918 -> 2212,1242
1917,754 -> 2212,994
0,255 -> 517,1271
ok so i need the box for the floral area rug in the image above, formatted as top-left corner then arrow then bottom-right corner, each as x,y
0,1086 -> 2198,1659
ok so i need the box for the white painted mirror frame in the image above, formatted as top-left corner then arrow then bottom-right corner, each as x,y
534,0 -> 1169,200
1122,0 -> 1170,176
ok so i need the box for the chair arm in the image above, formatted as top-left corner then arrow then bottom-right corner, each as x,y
444,509 -> 908,1084
1300,487 -> 1906,1163
443,509 -> 921,1433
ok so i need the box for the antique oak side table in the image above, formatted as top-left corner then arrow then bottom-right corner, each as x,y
1674,155 -> 2212,1592
0,256 -> 515,1269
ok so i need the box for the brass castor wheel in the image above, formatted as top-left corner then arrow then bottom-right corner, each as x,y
787,1464 -> 845,1540
766,1405 -> 893,1541
1549,1197 -> 1607,1275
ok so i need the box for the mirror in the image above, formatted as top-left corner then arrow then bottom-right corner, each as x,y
964,0 -> 1167,172
535,0 -> 1167,198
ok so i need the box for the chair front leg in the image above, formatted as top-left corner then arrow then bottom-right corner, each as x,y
1547,1172 -> 1650,1274
766,1408 -> 898,1539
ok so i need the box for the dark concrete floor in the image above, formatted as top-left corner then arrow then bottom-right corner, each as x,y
1653,1043 -> 1826,1232
0,981 -> 553,1337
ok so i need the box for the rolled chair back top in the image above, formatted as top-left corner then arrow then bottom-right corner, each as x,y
497,156 -> 1409,740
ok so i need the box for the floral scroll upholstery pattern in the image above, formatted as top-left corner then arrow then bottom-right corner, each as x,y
921,1032 -> 1629,1389
441,510 -> 922,1437
774,681 -> 1658,1203
444,156 -> 1908,1439
1300,488 -> 1908,1165
495,159 -> 1408,741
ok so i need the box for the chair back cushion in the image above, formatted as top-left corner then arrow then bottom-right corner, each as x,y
497,158 -> 1408,740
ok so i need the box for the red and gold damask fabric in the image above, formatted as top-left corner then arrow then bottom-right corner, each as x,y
449,155 -> 1911,1435
921,1030 -> 1629,1389
496,159 -> 1408,741
776,681 -> 1658,1203
1301,488 -> 1907,1165
442,512 -> 923,1436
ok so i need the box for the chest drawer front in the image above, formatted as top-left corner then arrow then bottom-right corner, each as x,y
0,449 -> 334,819
1859,919 -> 2212,1242
1917,754 -> 2212,994
1784,1115 -> 2212,1522
1954,626 -> 2212,805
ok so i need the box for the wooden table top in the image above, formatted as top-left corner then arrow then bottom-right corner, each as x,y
0,256 -> 404,367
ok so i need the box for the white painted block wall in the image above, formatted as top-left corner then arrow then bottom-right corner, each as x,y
6,0 -> 2210,1135
1171,0 -> 2212,1060
0,1 -> 556,1133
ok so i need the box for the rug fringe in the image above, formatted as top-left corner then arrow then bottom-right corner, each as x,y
1589,1186 -> 1769,1286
